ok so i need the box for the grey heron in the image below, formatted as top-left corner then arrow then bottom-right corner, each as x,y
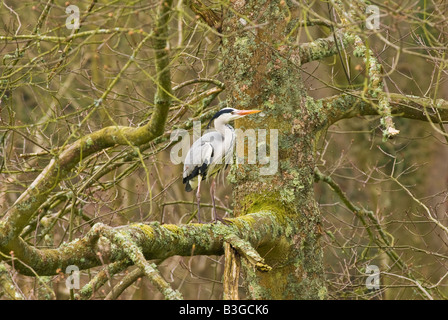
182,107 -> 261,223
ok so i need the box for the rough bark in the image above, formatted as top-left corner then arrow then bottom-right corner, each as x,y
221,0 -> 327,299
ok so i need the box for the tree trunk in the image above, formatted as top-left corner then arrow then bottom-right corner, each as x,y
222,0 -> 327,299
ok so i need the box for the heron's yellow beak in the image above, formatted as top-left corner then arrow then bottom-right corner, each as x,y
235,109 -> 262,116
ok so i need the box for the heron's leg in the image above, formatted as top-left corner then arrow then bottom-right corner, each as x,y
210,179 -> 229,224
196,176 -> 202,223
210,179 -> 217,222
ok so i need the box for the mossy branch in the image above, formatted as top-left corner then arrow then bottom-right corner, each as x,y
1,211 -> 280,282
77,259 -> 131,300
149,0 -> 174,137
0,2 -> 179,300
290,31 -> 349,66
330,0 -> 398,140
291,1 -> 400,138
224,234 -> 272,272
0,122 -> 165,248
317,91 -> 448,127
89,224 -> 183,300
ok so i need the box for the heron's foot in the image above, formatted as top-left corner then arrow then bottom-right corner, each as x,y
197,216 -> 229,225
195,212 -> 202,223
213,215 -> 230,225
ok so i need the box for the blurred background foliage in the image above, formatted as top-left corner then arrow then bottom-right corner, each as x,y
0,0 -> 448,299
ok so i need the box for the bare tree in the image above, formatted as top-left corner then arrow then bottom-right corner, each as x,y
1,0 -> 448,300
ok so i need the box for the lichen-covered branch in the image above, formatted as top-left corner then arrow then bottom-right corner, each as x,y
285,1 -> 399,138
90,224 -> 183,300
0,210 -> 280,279
288,1 -> 401,138
317,91 -> 448,127
289,31 -> 349,66
224,234 -> 272,272
330,0 -> 398,140
77,259 -> 131,300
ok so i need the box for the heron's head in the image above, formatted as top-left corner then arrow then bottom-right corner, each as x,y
207,108 -> 261,128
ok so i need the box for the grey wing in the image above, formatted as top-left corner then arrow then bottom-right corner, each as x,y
182,131 -> 225,191
183,142 -> 214,179
183,131 -> 222,179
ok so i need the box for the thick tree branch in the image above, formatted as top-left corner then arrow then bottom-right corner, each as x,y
91,224 -> 183,300
291,1 -> 399,138
317,91 -> 448,127
224,234 -> 271,272
330,0 -> 398,139
222,233 -> 272,300
4,211 -> 281,277
149,0 -> 174,137
290,31 -> 348,66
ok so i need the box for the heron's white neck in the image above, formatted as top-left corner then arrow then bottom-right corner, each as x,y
213,118 -> 234,136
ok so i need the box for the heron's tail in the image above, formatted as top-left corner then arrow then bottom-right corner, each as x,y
185,180 -> 192,192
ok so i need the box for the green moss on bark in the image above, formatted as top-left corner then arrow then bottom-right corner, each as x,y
221,0 -> 327,299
